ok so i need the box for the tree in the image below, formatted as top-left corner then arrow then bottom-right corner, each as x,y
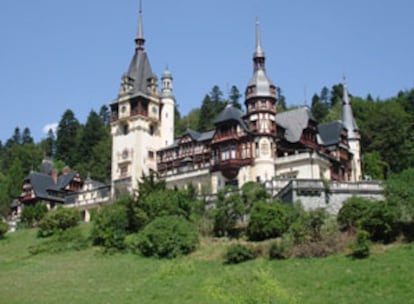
213,186 -> 246,237
276,87 -> 287,112
40,129 -> 56,158
229,85 -> 242,110
99,105 -> 110,126
77,110 -> 108,166
55,109 -> 81,166
311,94 -> 329,122
22,127 -> 34,145
198,94 -> 215,132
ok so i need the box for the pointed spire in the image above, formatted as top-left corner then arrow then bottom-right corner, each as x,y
341,77 -> 359,139
135,0 -> 145,50
254,19 -> 265,58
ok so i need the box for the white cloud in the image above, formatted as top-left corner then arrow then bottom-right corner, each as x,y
42,122 -> 58,135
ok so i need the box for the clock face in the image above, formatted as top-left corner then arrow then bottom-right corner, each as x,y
121,105 -> 127,113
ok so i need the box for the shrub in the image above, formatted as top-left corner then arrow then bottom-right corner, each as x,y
350,230 -> 371,259
29,227 -> 89,255
289,208 -> 329,243
247,202 -> 293,241
0,219 -> 8,238
224,244 -> 257,264
38,207 -> 80,237
213,186 -> 246,237
20,202 -> 48,227
91,204 -> 129,251
361,201 -> 401,243
337,196 -> 372,232
269,236 -> 292,260
136,216 -> 199,258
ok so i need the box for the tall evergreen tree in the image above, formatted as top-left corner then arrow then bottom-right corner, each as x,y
22,127 -> 34,145
198,94 -> 215,132
55,109 -> 80,167
229,85 -> 242,110
99,105 -> 110,126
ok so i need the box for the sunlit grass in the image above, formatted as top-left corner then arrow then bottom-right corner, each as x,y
0,226 -> 413,303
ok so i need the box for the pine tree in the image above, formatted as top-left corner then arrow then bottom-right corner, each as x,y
229,85 -> 242,110
55,109 -> 81,167
22,127 -> 34,145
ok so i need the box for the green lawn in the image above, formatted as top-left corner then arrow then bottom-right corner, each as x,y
0,226 -> 413,304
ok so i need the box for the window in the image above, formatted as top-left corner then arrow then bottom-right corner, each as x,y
231,144 -> 236,159
148,151 -> 154,159
149,125 -> 155,136
122,124 -> 129,135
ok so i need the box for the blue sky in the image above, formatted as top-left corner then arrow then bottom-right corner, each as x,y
0,0 -> 413,143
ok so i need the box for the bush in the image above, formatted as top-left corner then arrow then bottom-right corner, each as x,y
38,207 -> 80,237
247,202 -> 293,241
289,208 -> 329,243
350,230 -> 371,259
361,201 -> 401,243
0,219 -> 8,238
91,204 -> 129,251
20,203 -> 48,227
337,196 -> 372,231
213,186 -> 246,237
29,227 -> 89,255
224,244 -> 257,264
135,216 -> 199,258
269,236 -> 292,260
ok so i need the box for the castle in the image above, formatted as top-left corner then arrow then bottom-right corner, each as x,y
11,2 -> 382,228
110,2 -> 367,199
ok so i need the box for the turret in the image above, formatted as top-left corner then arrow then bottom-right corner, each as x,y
160,67 -> 175,147
342,79 -> 362,181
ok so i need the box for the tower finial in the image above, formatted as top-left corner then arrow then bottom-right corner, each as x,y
255,18 -> 265,58
135,0 -> 145,50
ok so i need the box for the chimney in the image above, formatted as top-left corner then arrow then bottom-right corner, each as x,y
62,166 -> 71,176
51,169 -> 58,184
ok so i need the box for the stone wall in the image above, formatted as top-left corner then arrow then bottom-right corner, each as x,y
266,179 -> 384,215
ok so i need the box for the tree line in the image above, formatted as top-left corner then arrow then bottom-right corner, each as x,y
0,105 -> 111,216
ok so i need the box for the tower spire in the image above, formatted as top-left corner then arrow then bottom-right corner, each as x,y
255,19 -> 265,58
135,0 -> 145,50
342,78 -> 359,139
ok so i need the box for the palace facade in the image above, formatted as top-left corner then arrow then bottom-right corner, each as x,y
110,3 -> 362,197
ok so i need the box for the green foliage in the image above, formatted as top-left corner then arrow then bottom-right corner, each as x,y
224,244 -> 256,264
136,170 -> 166,199
290,207 -> 328,243
20,203 -> 48,228
213,186 -> 246,237
247,202 -> 293,241
361,201 -> 401,243
135,216 -> 199,258
241,181 -> 269,213
91,204 -> 129,251
0,219 -> 8,238
362,151 -> 386,180
269,236 -> 293,260
55,109 -> 81,166
138,188 -> 192,221
337,196 -> 372,231
38,207 -> 80,238
350,230 -> 371,259
29,227 -> 89,255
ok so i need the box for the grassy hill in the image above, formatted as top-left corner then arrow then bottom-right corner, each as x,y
1,225 -> 413,304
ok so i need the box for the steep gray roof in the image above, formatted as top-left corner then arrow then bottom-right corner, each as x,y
318,121 -> 343,146
275,107 -> 315,143
124,1 -> 154,96
342,82 -> 359,139
214,105 -> 250,132
198,130 -> 215,142
24,172 -> 65,202
215,105 -> 244,124
126,50 -> 153,96
246,20 -> 275,98
182,129 -> 201,140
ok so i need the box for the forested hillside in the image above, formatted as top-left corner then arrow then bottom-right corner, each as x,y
0,84 -> 413,217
